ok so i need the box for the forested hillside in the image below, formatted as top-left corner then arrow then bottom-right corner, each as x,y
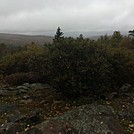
0,33 -> 53,47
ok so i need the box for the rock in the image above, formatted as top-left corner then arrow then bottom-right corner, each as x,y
133,99 -> 134,104
0,123 -> 14,132
106,92 -> 119,100
122,92 -> 134,98
7,114 -> 23,123
22,83 -> 30,88
20,99 -> 33,104
0,122 -> 25,134
5,123 -> 25,134
16,89 -> 28,95
1,110 -> 43,133
118,111 -> 134,119
12,110 -> 43,125
23,110 -> 42,125
3,87 -> 16,91
0,104 -> 18,115
53,100 -> 64,104
100,92 -> 118,100
20,127 -> 42,134
120,84 -> 133,93
17,86 -> 29,90
27,104 -> 124,134
29,83 -> 45,89
0,90 -> 11,96
15,85 -> 30,95
23,95 -> 30,99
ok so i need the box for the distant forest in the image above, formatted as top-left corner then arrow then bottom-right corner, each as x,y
0,28 -> 134,99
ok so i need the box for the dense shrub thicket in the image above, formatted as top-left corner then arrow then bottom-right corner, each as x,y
0,31 -> 134,99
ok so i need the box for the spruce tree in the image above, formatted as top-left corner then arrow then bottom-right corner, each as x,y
129,29 -> 134,37
53,27 -> 64,43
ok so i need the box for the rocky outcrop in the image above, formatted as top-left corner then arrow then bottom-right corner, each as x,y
0,83 -> 52,134
0,83 -> 52,97
20,104 -> 124,134
1,83 -> 133,134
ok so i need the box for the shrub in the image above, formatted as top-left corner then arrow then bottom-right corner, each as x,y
0,74 -> 5,86
4,72 -> 40,85
44,42 -> 112,99
0,44 -> 45,75
42,39 -> 134,99
106,47 -> 134,89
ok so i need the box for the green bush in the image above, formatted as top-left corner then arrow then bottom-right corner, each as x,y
44,42 -> 112,99
106,47 -> 134,89
0,44 -> 46,75
42,39 -> 134,99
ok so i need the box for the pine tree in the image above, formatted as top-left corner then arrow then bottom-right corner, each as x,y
129,29 -> 134,37
53,27 -> 64,43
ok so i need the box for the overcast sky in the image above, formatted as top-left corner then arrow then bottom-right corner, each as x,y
0,0 -> 134,35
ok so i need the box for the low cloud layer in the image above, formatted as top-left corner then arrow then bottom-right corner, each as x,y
0,0 -> 134,35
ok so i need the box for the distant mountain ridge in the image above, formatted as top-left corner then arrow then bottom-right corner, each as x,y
0,33 -> 53,47
0,33 -> 100,47
0,30 -> 128,47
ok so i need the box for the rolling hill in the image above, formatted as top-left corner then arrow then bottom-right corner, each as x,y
0,33 -> 53,47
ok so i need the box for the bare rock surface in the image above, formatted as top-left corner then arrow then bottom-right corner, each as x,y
1,83 -> 133,134
22,104 -> 124,134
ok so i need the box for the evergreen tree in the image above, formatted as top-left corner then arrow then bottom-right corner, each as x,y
129,29 -> 134,37
111,31 -> 123,46
77,34 -> 84,40
53,27 -> 64,43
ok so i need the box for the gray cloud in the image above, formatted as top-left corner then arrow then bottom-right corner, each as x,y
0,0 -> 134,35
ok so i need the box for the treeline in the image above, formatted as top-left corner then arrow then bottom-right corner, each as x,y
0,30 -> 134,99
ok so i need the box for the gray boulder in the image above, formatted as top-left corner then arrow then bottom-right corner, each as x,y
28,83 -> 45,89
22,83 -> 30,88
23,104 -> 124,134
16,86 -> 29,90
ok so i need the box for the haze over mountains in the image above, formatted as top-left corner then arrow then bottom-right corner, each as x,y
0,33 -> 53,47
0,30 -> 128,47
